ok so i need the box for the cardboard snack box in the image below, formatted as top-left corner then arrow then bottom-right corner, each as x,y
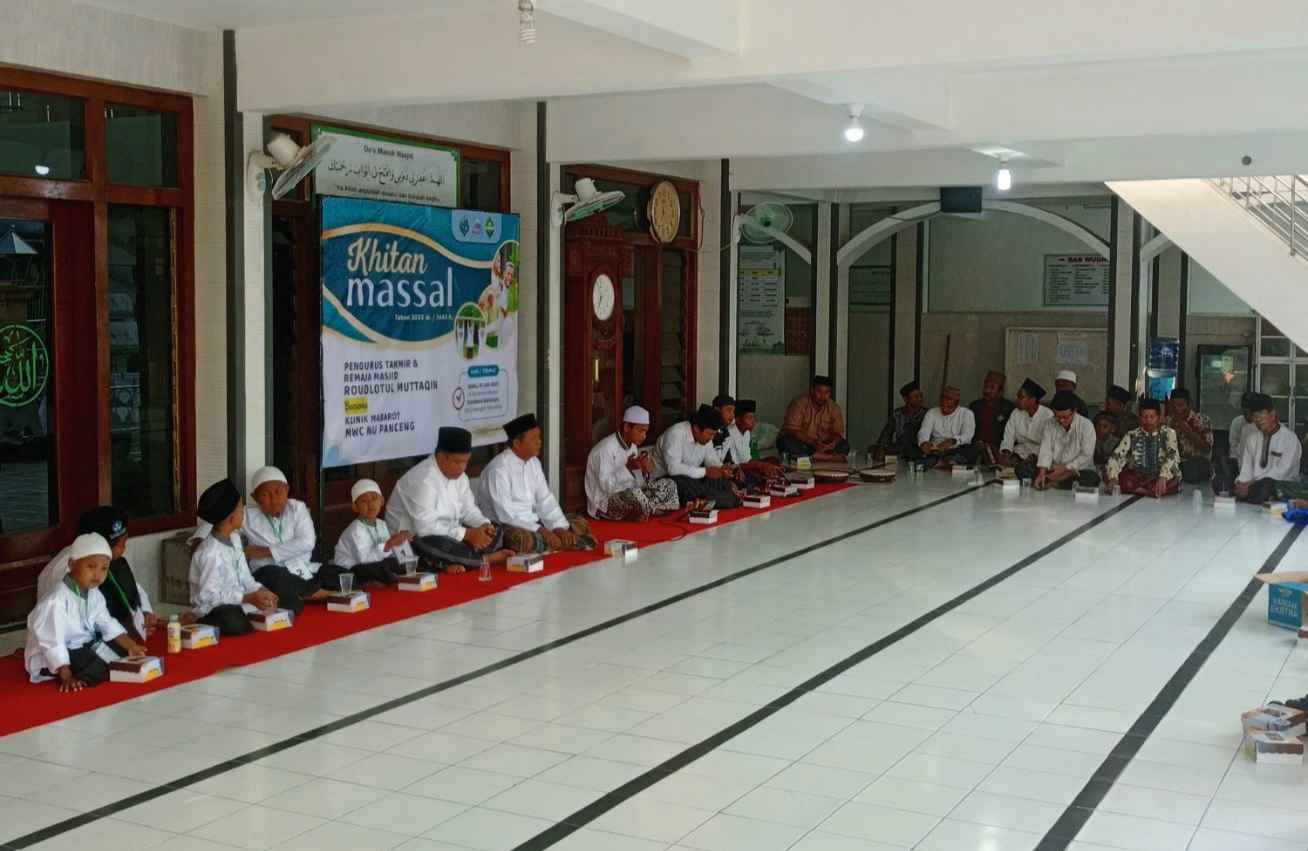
180,623 -> 219,650
109,655 -> 164,683
249,609 -> 294,631
688,508 -> 719,525
742,494 -> 772,509
1241,703 -> 1308,737
1074,486 -> 1099,503
605,540 -> 638,561
326,590 -> 370,613
1253,571 -> 1308,630
508,554 -> 545,573
397,572 -> 438,592
1245,731 -> 1305,765
1214,495 -> 1237,510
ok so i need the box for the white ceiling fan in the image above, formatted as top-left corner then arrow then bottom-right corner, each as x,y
246,132 -> 335,201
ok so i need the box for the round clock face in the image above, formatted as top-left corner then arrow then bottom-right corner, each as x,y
592,273 -> 616,322
648,180 -> 681,244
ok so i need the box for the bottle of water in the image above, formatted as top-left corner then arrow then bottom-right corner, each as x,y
166,614 -> 181,654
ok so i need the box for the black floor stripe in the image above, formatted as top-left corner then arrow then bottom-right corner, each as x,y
1034,521 -> 1305,851
6,483 -> 990,849
510,495 -> 1145,851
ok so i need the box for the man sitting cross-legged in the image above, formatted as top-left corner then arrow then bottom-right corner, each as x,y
1105,398 -> 1182,498
1166,388 -> 1214,484
1034,391 -> 1099,490
651,405 -> 742,508
918,385 -> 976,468
1235,393 -> 1305,504
998,378 -> 1051,479
723,399 -> 784,483
778,375 -> 849,462
388,426 -> 516,573
475,413 -> 596,554
969,370 -> 1015,466
585,405 -> 681,522
874,380 -> 927,462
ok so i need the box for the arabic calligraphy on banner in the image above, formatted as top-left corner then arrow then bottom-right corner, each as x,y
311,124 -> 459,208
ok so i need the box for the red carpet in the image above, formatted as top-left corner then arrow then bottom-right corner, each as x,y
0,483 -> 850,737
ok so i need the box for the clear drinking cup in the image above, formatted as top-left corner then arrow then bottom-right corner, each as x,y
401,557 -> 417,576
338,573 -> 354,594
479,557 -> 492,583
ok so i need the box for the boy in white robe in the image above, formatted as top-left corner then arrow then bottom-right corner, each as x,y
1236,394 -> 1305,503
388,426 -> 515,573
190,479 -> 280,635
334,479 -> 413,582
584,405 -> 680,522
998,378 -> 1052,479
26,534 -> 146,689
918,386 -> 977,468
1034,392 -> 1099,490
34,506 -> 156,642
474,413 -> 595,554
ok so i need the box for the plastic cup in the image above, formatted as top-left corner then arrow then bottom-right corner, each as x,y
401,557 -> 417,576
479,558 -> 492,583
338,573 -> 354,594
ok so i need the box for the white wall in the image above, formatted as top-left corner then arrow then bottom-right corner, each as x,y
927,202 -> 1111,312
1,0 -> 227,603
1190,260 -> 1254,315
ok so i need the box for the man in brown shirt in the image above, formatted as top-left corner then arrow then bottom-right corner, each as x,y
777,375 -> 849,462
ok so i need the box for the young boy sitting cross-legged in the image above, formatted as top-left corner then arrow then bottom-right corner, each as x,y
333,479 -> 414,584
190,478 -> 280,636
25,533 -> 147,691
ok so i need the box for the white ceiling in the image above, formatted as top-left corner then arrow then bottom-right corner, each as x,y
82,0 -> 456,29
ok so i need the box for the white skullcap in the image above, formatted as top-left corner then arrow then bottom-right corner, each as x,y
351,479 -> 382,503
69,533 -> 112,562
250,466 -> 288,492
1056,370 -> 1078,384
622,405 -> 650,425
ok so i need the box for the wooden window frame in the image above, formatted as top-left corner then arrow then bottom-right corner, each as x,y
0,67 -> 196,552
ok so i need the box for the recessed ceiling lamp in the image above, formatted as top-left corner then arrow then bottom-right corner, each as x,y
995,158 -> 1012,192
518,0 -> 536,44
844,104 -> 865,143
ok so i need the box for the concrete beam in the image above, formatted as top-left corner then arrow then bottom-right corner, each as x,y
536,0 -> 741,58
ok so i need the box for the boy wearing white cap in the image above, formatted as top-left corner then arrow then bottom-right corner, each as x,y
192,466 -> 324,614
25,534 -> 147,690
584,405 -> 680,522
334,479 -> 413,583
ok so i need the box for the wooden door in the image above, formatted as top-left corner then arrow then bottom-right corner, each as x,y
562,226 -> 632,512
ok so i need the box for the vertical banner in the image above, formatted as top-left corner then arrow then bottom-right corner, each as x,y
737,245 -> 786,354
320,198 -> 520,467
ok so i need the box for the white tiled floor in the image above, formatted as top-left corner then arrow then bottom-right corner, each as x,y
4,478 -> 1308,851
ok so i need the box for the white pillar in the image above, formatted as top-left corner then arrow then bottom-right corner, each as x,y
546,162 -> 563,498
1112,202 -> 1136,393
240,112 -> 268,489
894,224 -> 920,390
833,203 -> 850,411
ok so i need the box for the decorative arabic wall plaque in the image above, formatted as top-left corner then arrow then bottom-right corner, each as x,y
0,323 -> 49,408
311,124 -> 460,208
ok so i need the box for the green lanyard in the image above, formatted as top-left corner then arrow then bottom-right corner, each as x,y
62,574 -> 99,640
364,521 -> 385,545
104,567 -> 134,614
268,515 -> 284,543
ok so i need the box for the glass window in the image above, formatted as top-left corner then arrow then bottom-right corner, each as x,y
108,206 -> 176,517
0,219 -> 55,532
460,157 -> 503,213
106,105 -> 178,187
0,90 -> 86,180
659,249 -> 687,428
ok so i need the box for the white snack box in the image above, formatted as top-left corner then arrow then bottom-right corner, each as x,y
688,509 -> 719,525
1074,486 -> 1099,503
249,608 -> 294,632
951,466 -> 973,478
109,655 -> 164,684
742,494 -> 771,509
397,572 -> 438,592
326,590 -> 370,613
508,554 -> 545,573
606,540 -> 638,561
1001,478 -> 1020,494
1214,495 -> 1237,510
1241,703 -> 1308,738
180,623 -> 219,650
1246,731 -> 1305,765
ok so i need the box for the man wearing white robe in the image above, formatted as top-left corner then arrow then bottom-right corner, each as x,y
388,427 -> 515,572
1236,394 -> 1305,503
585,406 -> 680,522
475,413 -> 595,553
1034,392 -> 1099,490
999,378 -> 1052,478
650,405 -> 741,508
918,386 -> 977,466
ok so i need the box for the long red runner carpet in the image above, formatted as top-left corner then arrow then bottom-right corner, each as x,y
0,483 -> 851,736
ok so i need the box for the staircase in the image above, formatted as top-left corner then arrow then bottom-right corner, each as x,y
1207,175 -> 1308,258
1108,177 -> 1308,349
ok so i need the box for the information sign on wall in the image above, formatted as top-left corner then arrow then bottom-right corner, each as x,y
850,265 -> 893,306
737,246 -> 786,354
319,197 -> 519,467
1043,254 -> 1110,307
311,124 -> 459,208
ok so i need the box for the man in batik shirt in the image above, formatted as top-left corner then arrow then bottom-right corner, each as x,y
1166,388 -> 1213,484
1105,398 -> 1182,498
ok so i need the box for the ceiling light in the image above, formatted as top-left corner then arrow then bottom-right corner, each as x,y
33,164 -> 50,176
518,0 -> 536,44
995,159 -> 1012,192
844,104 -> 865,143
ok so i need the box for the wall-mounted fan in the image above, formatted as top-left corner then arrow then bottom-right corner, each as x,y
733,203 -> 811,264
246,133 -> 335,201
552,178 -> 625,226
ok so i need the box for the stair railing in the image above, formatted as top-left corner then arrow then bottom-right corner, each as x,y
1208,175 -> 1308,257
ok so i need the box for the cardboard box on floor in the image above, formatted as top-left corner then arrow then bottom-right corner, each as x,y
1252,571 -> 1308,630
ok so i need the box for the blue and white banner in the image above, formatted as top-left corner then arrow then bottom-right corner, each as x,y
320,197 -> 520,468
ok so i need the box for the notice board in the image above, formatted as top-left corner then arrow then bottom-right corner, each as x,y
1043,254 -> 1110,307
1004,326 -> 1108,405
